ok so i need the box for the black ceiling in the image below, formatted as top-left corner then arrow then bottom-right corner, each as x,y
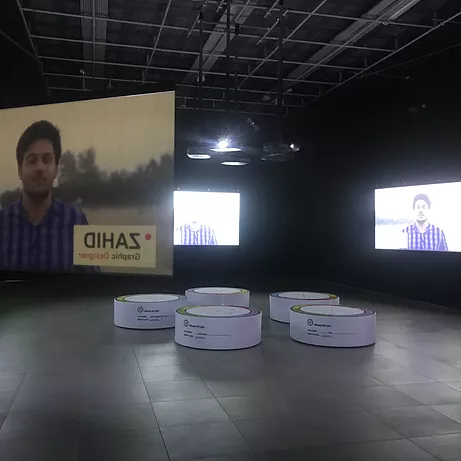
1,0 -> 461,114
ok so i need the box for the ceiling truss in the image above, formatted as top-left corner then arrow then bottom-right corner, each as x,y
8,0 -> 461,115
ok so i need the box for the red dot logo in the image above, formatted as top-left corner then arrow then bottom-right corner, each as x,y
145,233 -> 152,241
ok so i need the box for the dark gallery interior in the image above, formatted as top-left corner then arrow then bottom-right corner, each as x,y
1,0 -> 461,460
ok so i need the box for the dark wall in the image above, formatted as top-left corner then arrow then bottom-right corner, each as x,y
173,110 -> 325,280
311,51 -> 461,307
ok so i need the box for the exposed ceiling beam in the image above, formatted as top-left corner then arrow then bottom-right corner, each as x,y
21,8 -> 394,52
39,55 -> 337,85
46,86 -> 279,116
43,72 -> 317,97
142,0 -> 173,82
0,29 -> 40,64
14,0 -> 47,91
191,0 -> 434,29
283,0 -> 424,89
238,0 -> 329,89
182,0 -> 256,85
31,34 -> 365,71
80,0 -> 108,81
304,8 -> 461,105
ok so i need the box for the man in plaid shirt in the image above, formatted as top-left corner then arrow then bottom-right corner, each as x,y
403,193 -> 448,251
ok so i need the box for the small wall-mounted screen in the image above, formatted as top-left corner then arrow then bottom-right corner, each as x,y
375,182 -> 461,252
174,191 -> 240,246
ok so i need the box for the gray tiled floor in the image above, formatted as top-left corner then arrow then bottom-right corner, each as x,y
1,288 -> 461,460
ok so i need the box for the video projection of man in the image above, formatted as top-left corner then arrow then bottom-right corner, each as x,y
0,91 -> 175,275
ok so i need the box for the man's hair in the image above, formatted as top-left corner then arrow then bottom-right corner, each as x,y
413,193 -> 431,209
16,120 -> 62,166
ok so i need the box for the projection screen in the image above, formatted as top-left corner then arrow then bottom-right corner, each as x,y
0,91 -> 174,275
375,181 -> 461,252
174,191 -> 240,246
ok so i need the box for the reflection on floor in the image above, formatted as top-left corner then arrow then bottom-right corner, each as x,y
0,284 -> 461,460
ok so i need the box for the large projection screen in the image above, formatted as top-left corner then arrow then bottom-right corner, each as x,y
0,91 -> 174,275
174,191 -> 240,246
375,182 -> 461,252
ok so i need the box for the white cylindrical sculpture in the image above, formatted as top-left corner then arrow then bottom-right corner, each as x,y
114,294 -> 187,329
175,305 -> 262,350
270,291 -> 339,323
290,304 -> 376,348
185,287 -> 250,307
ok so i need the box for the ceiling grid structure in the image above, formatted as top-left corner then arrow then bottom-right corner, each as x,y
80,0 -> 108,81
2,0 -> 461,114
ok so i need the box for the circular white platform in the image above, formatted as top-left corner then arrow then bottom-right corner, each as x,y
175,305 -> 262,350
290,304 -> 376,348
185,287 -> 250,307
114,294 -> 187,329
270,291 -> 340,323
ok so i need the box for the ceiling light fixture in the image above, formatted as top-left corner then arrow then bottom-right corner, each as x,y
221,160 -> 249,166
211,146 -> 242,153
187,153 -> 211,159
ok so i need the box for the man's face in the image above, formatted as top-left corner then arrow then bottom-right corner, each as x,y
414,199 -> 430,223
19,139 -> 58,201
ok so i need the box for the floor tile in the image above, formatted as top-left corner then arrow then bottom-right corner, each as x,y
179,455 -> 259,461
141,365 -> 201,383
394,383 -> 461,405
79,402 -> 158,433
161,422 -> 253,461
345,439 -> 438,461
235,416 -> 329,451
153,398 -> 230,426
412,433 -> 461,461
283,393 -> 362,422
445,381 -> 461,392
146,380 -> 213,402
432,404 -> 461,424
0,391 -> 17,414
369,367 -> 435,385
0,361 -> 30,375
0,434 -> 79,461
78,428 -> 169,461
195,360 -> 271,381
0,410 -> 81,441
315,410 -> 404,444
338,386 -> 421,410
257,446 -> 352,460
134,343 -> 185,357
137,353 -> 189,368
80,381 -> 150,406
9,380 -> 81,413
217,394 -> 292,421
405,363 -> 461,382
371,406 -> 461,438
205,378 -> 281,398
3,288 -> 461,461
0,374 -> 25,392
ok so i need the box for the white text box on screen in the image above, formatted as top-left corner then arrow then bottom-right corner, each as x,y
73,225 -> 156,267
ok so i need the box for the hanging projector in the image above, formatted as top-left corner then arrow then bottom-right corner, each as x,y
185,0 -> 301,166
261,140 -> 300,162
186,139 -> 242,160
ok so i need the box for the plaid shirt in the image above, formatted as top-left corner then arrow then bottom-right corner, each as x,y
0,198 -> 99,272
403,223 -> 448,251
178,224 -> 218,245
